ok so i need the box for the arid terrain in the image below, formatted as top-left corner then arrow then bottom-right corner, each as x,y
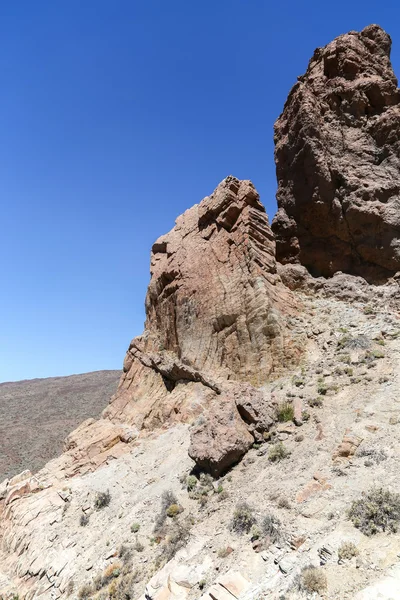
0,371 -> 120,482
1,22 -> 400,600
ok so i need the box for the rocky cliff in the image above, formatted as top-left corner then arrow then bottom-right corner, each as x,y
272,24 -> 400,283
2,23 -> 400,600
104,176 -> 301,433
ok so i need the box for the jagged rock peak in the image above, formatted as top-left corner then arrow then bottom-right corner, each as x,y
272,24 -> 400,283
104,176 -> 301,431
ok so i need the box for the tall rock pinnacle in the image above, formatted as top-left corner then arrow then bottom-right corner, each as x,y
105,176 -> 300,432
272,24 -> 400,283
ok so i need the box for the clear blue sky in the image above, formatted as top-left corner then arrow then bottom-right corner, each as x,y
1,1 -> 399,382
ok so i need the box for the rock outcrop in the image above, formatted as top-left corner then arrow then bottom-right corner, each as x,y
272,24 -> 400,283
104,176 -> 301,438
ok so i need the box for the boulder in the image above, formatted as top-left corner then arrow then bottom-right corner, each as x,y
272,24 -> 400,283
188,394 -> 254,477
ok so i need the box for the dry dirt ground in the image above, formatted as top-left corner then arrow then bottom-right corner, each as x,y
0,370 -> 120,482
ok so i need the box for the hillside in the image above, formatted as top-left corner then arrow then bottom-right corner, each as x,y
1,23 -> 400,600
0,371 -> 120,482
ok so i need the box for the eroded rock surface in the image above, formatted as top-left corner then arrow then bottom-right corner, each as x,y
272,24 -> 400,283
104,176 -> 301,435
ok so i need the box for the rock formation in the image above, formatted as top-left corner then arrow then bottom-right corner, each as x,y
104,176 -> 301,449
4,25 -> 400,600
272,24 -> 400,283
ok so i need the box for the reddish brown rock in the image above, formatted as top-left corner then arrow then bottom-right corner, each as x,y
105,176 -> 301,436
272,24 -> 400,283
188,395 -> 254,477
333,430 -> 363,460
188,383 -> 275,476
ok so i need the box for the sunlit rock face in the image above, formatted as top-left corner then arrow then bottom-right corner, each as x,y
104,176 -> 300,431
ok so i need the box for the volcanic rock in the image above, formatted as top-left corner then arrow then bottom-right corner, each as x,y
272,24 -> 400,283
104,176 -> 301,433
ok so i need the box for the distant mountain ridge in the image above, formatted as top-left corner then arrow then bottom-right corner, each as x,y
0,370 -> 120,482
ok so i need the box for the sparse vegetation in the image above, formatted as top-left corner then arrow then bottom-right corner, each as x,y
250,524 -> 261,540
94,490 -> 111,510
133,537 -> 144,552
276,402 -> 294,422
292,375 -> 304,388
348,487 -> 400,535
338,541 -> 359,561
339,353 -> 351,364
357,447 -> 387,464
231,502 -> 256,534
166,503 -> 182,518
102,561 -> 122,584
78,583 -> 94,599
262,513 -> 282,543
277,496 -> 291,509
80,513 -> 90,527
159,518 -> 192,565
186,475 -> 197,491
317,378 -> 328,395
297,566 -> 327,593
154,489 -> 179,532
308,396 -> 323,408
216,489 -> 229,502
130,522 -> 140,533
66,580 -> 74,597
118,544 -> 132,563
268,442 -> 290,462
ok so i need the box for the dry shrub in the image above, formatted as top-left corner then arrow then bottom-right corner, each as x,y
268,442 -> 290,462
78,583 -> 93,599
262,513 -> 282,544
348,487 -> 400,535
230,502 -> 256,534
94,489 -> 111,510
299,566 -> 327,593
338,541 -> 359,561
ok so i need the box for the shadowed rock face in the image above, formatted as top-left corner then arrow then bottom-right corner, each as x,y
272,24 -> 400,283
104,176 -> 301,433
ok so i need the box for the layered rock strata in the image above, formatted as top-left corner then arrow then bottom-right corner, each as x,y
272,24 -> 400,283
104,176 -> 300,435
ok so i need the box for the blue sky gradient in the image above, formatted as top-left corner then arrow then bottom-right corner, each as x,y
1,0 -> 400,381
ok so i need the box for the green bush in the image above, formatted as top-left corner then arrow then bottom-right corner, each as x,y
186,475 -> 197,491
131,522 -> 140,533
276,402 -> 294,422
348,487 -> 400,535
